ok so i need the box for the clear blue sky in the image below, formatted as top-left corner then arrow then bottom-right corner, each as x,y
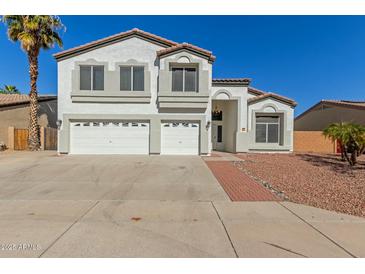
1,16 -> 365,115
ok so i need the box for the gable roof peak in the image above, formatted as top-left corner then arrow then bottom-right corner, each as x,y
157,42 -> 215,62
54,28 -> 178,61
53,27 -> 216,62
247,90 -> 297,107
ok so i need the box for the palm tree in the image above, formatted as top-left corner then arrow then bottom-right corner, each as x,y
346,123 -> 365,163
323,122 -> 365,166
323,122 -> 347,161
0,85 -> 20,94
2,16 -> 64,150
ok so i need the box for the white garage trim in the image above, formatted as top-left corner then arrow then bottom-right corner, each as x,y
161,121 -> 200,155
70,121 -> 149,154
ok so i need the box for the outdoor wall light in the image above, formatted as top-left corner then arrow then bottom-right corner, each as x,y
56,120 -> 62,130
206,121 -> 211,130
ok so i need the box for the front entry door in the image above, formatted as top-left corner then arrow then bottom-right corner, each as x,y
212,123 -> 224,151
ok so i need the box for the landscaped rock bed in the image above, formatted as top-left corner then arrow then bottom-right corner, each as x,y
236,153 -> 365,218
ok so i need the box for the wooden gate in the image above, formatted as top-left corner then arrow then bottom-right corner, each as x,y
14,129 -> 29,150
44,127 -> 57,150
9,127 -> 58,151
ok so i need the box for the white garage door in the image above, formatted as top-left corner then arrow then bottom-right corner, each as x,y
70,121 -> 149,155
161,122 -> 199,155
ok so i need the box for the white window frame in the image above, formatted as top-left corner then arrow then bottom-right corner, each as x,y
120,65 -> 145,91
171,67 -> 198,92
80,65 -> 104,91
255,116 -> 280,144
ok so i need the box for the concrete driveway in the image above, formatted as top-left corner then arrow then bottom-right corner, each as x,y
0,151 -> 229,201
0,151 -> 364,258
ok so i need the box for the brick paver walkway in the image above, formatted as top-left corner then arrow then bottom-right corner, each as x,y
205,161 -> 280,201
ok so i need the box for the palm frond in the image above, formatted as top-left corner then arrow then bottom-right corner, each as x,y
24,20 -> 39,31
2,15 -> 65,53
0,84 -> 20,94
18,32 -> 37,51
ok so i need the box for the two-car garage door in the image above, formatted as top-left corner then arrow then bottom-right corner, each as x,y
70,121 -> 149,154
70,121 -> 199,155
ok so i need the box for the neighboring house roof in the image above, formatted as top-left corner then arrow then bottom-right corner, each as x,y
54,28 -> 179,60
295,100 -> 365,120
320,100 -> 365,109
212,78 -> 251,85
247,92 -> 297,107
157,42 -> 216,62
0,94 -> 57,108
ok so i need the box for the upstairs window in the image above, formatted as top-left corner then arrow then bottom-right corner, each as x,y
172,67 -> 197,92
80,65 -> 104,91
255,115 -> 280,143
120,66 -> 144,91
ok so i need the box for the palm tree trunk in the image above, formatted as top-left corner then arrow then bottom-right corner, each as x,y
350,151 -> 357,166
341,151 -> 345,161
342,146 -> 353,166
339,142 -> 345,161
28,53 -> 40,151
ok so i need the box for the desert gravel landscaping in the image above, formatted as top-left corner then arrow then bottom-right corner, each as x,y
236,153 -> 365,218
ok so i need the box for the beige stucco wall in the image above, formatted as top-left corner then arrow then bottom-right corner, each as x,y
246,98 -> 294,152
210,87 -> 295,152
295,106 -> 365,131
0,100 -> 57,146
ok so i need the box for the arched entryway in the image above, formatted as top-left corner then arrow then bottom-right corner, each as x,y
211,90 -> 238,153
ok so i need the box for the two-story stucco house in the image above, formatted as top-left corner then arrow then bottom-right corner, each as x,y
54,28 -> 296,155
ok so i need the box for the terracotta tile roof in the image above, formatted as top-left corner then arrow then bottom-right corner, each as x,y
0,94 -> 56,108
248,86 -> 266,95
157,42 -> 216,62
54,28 -> 178,60
212,78 -> 251,85
213,82 -> 296,106
247,92 -> 297,107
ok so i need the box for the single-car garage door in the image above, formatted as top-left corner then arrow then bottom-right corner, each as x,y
70,121 -> 149,154
161,122 -> 199,155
